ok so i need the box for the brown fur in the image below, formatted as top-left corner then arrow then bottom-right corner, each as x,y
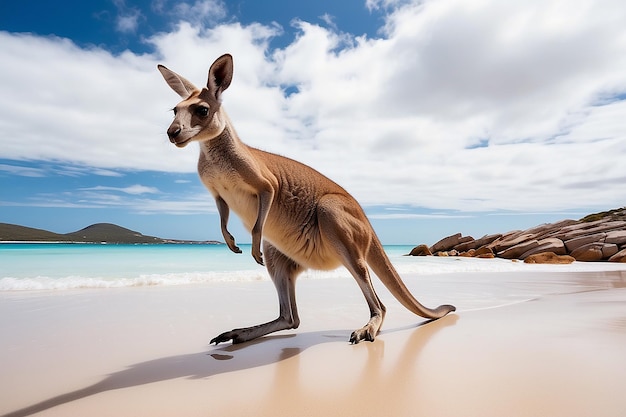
158,54 -> 455,344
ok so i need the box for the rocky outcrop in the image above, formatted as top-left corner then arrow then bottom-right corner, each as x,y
454,234 -> 502,252
409,207 -> 626,262
429,233 -> 474,253
524,252 -> 575,264
570,243 -> 618,261
608,249 -> 626,262
519,238 -> 567,259
408,244 -> 432,256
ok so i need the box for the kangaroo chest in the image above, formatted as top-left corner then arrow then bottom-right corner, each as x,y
198,150 -> 260,230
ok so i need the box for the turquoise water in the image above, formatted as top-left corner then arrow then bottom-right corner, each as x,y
2,243 -> 624,292
1,243 -> 256,278
0,243 -> 411,290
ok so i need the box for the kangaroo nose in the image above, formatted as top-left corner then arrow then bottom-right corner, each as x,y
167,126 -> 181,141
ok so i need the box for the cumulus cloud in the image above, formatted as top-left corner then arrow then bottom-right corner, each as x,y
112,0 -> 143,33
0,164 -> 46,178
0,30 -> 188,172
167,0 -> 228,26
79,185 -> 160,195
1,0 -> 626,215
22,194 -> 215,214
116,11 -> 142,33
7,183 -> 213,214
365,0 -> 411,12
186,0 -> 226,19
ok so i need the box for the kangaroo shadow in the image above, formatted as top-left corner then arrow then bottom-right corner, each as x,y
2,316 -> 458,417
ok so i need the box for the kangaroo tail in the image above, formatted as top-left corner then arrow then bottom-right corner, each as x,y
367,237 -> 456,319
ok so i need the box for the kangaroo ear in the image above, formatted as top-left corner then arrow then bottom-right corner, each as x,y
207,54 -> 233,100
157,65 -> 199,99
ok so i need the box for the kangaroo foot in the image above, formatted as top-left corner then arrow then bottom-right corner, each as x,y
210,318 -> 297,345
350,324 -> 379,344
210,329 -> 248,345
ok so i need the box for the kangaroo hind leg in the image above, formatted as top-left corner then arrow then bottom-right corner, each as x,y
346,257 -> 387,344
210,242 -> 303,345
317,195 -> 386,344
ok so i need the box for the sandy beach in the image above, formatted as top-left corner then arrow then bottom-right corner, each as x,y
1,268 -> 625,417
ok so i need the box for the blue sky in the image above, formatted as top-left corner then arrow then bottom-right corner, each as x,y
1,0 -> 625,245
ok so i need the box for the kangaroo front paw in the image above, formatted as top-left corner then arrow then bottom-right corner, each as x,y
252,250 -> 264,266
226,235 -> 242,254
228,244 -> 242,254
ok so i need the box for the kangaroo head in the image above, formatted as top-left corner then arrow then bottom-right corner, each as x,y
158,54 -> 233,147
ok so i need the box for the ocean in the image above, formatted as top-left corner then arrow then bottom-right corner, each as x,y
2,243 -> 625,294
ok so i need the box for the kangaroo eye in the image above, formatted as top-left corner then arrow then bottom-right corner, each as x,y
195,106 -> 209,117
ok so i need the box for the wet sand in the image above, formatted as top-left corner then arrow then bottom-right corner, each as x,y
1,269 -> 625,417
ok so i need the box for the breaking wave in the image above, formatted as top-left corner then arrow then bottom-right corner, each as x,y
2,256 -> 624,292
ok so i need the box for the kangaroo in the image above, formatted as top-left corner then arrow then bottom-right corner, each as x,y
158,54 -> 455,344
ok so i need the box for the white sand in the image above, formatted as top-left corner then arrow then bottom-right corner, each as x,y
1,269 -> 625,417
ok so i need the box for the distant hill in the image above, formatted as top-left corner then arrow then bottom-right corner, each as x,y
64,223 -> 163,243
0,223 -> 221,244
0,223 -> 64,242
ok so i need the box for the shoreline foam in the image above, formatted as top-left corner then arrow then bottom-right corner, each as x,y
2,253 -> 626,292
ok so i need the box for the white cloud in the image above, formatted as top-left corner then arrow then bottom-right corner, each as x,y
0,164 -> 46,177
79,185 -> 160,195
0,162 -> 123,178
1,187 -> 214,215
171,0 -> 227,26
319,13 -> 338,31
116,11 -> 141,33
368,213 -> 472,220
0,31 -> 191,172
112,0 -> 143,33
132,198 -> 216,215
365,0 -> 411,12
1,0 -> 626,215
